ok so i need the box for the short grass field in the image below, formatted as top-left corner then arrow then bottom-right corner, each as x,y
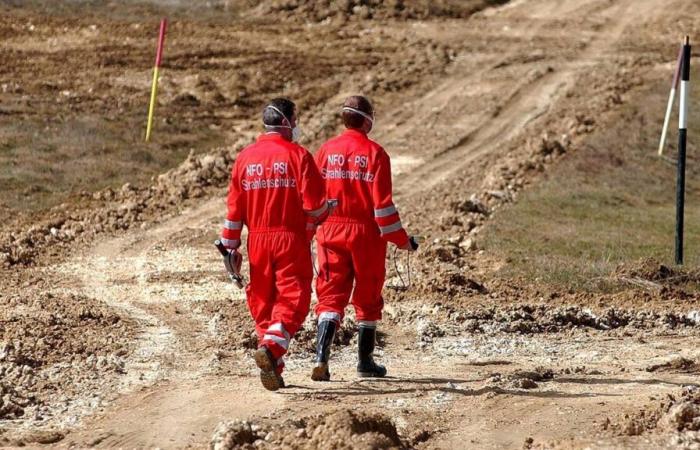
484,79 -> 700,292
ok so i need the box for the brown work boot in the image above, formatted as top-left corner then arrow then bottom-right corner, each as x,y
311,362 -> 331,381
254,347 -> 285,391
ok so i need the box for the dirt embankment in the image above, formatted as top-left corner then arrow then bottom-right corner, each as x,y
0,286 -> 135,446
258,0 -> 510,22
211,409 -> 407,450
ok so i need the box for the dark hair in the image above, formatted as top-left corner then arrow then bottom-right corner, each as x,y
263,98 -> 296,126
342,95 -> 373,129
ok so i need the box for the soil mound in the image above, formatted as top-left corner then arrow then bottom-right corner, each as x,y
610,388 -> 700,436
613,258 -> 700,290
211,409 -> 403,449
258,0 -> 510,22
0,290 -> 135,422
646,358 -> 700,374
399,302 -> 700,337
0,143 -> 246,268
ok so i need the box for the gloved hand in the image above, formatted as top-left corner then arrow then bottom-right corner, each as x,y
327,199 -> 339,216
400,236 -> 419,252
223,249 -> 243,278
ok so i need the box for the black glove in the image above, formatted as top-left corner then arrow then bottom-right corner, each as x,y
400,236 -> 419,252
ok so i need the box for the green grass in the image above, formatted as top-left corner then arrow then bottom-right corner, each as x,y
483,81 -> 700,292
0,115 -> 223,215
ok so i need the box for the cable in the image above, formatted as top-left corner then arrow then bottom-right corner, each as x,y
388,246 -> 411,291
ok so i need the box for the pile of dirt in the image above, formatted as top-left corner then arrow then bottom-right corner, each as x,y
0,141 -> 248,268
613,259 -> 700,290
488,366 -> 554,390
384,301 -> 700,337
258,0 -> 510,22
197,298 -> 258,358
0,289 -> 135,423
210,409 -> 404,449
646,358 -> 700,374
610,388 -> 700,437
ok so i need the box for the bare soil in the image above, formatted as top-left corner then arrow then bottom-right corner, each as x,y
1,0 -> 700,448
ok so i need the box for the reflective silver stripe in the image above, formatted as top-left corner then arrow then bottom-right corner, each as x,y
379,221 -> 403,235
374,205 -> 397,218
358,320 -> 377,328
268,323 -> 290,340
223,219 -> 242,230
262,334 -> 289,349
220,238 -> 240,248
319,312 -> 341,323
306,223 -> 316,230
305,202 -> 328,217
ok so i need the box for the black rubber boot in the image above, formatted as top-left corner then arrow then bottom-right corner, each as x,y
357,325 -> 386,378
311,320 -> 336,381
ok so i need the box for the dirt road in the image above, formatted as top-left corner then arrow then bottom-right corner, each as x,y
2,0 -> 700,448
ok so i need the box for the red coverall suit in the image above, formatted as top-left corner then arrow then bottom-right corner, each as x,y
313,129 -> 410,326
221,133 -> 328,374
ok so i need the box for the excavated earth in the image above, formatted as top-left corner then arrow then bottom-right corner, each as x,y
2,0 -> 700,448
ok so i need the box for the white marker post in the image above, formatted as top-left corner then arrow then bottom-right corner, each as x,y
659,46 -> 684,156
675,36 -> 691,265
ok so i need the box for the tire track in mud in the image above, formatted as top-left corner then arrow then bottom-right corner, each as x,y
391,0 -> 643,196
54,199 -> 230,402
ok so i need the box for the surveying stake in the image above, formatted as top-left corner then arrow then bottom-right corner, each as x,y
145,18 -> 167,142
659,45 -> 684,156
675,36 -> 691,265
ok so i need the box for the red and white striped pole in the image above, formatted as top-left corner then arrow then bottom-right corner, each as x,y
145,18 -> 167,142
675,36 -> 691,265
658,45 -> 684,156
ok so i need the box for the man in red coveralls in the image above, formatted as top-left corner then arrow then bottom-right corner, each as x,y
220,98 -> 330,391
311,95 -> 417,381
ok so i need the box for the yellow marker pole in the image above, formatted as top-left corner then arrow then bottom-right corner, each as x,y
145,18 -> 167,142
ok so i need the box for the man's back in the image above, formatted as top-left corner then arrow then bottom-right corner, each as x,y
315,129 -> 407,246
229,133 -> 323,236
315,129 -> 385,224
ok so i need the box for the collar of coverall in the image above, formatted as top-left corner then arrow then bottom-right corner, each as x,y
258,132 -> 288,142
343,128 -> 369,137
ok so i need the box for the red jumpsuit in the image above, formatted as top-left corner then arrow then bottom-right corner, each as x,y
221,133 -> 327,373
314,129 -> 409,326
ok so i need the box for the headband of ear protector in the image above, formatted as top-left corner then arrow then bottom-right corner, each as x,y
342,106 -> 374,124
264,104 -> 293,129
